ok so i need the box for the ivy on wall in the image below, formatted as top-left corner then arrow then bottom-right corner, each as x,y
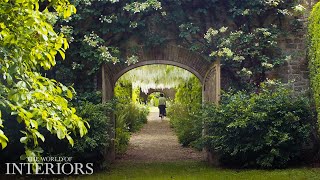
308,1 -> 320,130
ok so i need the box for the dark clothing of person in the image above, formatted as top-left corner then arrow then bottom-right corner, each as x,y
158,105 -> 166,117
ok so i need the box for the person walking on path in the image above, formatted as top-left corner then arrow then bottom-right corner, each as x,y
158,93 -> 166,119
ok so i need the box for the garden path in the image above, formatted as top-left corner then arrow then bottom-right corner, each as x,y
117,107 -> 205,162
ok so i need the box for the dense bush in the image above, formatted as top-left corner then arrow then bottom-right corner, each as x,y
175,76 -> 202,112
68,102 -> 113,156
308,2 -> 320,132
114,78 -> 149,155
114,80 -> 133,104
40,102 -> 114,168
167,103 -> 202,149
204,82 -> 315,168
115,103 -> 149,154
0,101 -> 114,169
168,76 -> 202,148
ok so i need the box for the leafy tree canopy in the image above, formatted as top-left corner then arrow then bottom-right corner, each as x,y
0,0 -> 88,167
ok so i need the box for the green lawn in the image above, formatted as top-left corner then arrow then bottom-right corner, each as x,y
73,161 -> 320,180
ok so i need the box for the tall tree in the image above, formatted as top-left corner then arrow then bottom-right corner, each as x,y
0,0 -> 88,167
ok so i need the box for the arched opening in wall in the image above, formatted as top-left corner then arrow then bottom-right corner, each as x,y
113,64 -> 205,162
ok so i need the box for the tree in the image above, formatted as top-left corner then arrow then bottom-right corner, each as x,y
0,0 -> 88,166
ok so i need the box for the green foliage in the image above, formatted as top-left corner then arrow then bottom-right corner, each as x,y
175,76 -> 202,112
116,103 -> 149,133
132,87 -> 141,103
115,103 -> 148,154
205,27 -> 285,89
114,77 -> 149,155
0,101 -> 113,168
167,103 -> 202,149
204,81 -> 315,168
168,75 -> 202,148
42,102 -> 113,167
148,92 -> 160,106
114,80 -> 133,104
308,2 -> 320,132
57,0 -> 162,70
114,127 -> 130,155
165,0 -> 303,90
0,0 -> 88,167
69,102 -> 113,155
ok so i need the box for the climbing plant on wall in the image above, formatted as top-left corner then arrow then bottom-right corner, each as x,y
118,65 -> 194,93
53,0 -> 305,93
45,0 -> 163,103
169,0 -> 305,90
308,1 -> 320,131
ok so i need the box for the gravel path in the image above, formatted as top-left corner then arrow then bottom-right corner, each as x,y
117,108 -> 205,163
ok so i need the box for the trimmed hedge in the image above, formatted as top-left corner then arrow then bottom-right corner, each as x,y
308,2 -> 320,132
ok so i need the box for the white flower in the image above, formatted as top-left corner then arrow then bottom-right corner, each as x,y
219,27 -> 228,33
293,4 -> 306,12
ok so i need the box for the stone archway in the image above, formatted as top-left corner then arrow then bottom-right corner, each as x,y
101,44 -> 221,161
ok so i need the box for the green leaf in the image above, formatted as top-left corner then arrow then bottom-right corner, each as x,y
33,147 -> 43,153
46,122 -> 53,132
30,120 -> 38,129
66,89 -> 73,99
58,49 -> 65,60
0,130 -> 8,149
0,138 -> 7,149
20,136 -> 28,144
63,38 -> 69,49
35,131 -> 45,142
57,128 -> 65,139
66,134 -> 74,147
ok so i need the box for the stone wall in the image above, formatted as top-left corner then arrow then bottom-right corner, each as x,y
274,32 -> 309,92
270,0 -> 318,92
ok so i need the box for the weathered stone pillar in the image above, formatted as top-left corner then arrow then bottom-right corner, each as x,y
101,64 -> 116,162
202,60 -> 221,165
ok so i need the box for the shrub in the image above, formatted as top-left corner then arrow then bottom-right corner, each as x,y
308,2 -> 320,133
115,127 -> 130,155
115,103 -> 149,154
167,103 -> 203,149
115,103 -> 148,133
69,102 -> 113,155
40,102 -> 114,168
204,81 -> 315,168
167,75 -> 203,149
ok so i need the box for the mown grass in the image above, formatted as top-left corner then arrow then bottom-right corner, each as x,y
72,161 -> 320,180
